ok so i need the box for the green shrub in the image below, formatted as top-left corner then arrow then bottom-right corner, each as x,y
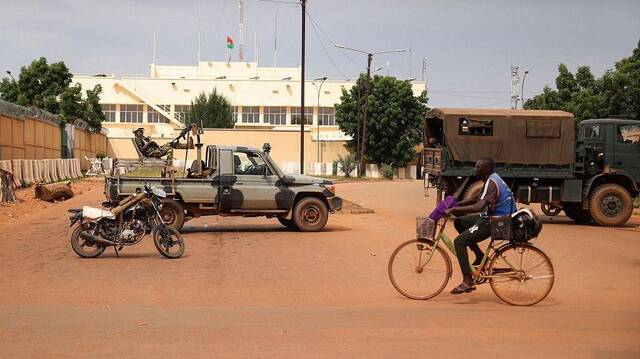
380,163 -> 394,179
337,154 -> 357,178
332,160 -> 338,176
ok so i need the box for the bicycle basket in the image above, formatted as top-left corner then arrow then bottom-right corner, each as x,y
490,216 -> 512,241
416,217 -> 436,239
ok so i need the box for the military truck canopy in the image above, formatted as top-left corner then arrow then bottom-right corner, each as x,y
424,108 -> 575,165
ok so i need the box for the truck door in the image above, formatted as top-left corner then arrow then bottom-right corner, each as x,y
614,123 -> 640,181
230,150 -> 279,210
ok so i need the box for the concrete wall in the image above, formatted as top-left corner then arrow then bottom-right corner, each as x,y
0,114 -> 61,160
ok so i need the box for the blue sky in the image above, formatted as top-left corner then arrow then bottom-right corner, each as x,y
1,0 -> 639,108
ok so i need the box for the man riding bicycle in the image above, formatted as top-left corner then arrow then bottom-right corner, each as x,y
444,157 -> 517,294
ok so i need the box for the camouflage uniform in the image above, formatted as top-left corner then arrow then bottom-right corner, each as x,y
145,142 -> 189,162
133,129 -> 189,163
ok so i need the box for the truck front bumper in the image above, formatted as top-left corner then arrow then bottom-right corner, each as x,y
329,196 -> 343,212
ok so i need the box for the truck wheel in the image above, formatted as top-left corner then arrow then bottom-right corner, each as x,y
588,184 -> 633,227
292,197 -> 329,232
562,202 -> 593,223
463,181 -> 484,200
277,217 -> 299,230
160,199 -> 185,231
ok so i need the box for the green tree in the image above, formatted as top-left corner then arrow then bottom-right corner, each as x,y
186,89 -> 234,128
335,74 -> 428,167
525,39 -> 640,122
0,57 -> 105,131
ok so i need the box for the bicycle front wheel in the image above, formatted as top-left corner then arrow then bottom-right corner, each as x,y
388,239 -> 452,300
488,243 -> 554,306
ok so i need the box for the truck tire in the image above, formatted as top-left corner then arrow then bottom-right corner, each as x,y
159,199 -> 186,231
588,184 -> 633,227
562,202 -> 593,223
463,181 -> 484,200
277,217 -> 299,230
292,197 -> 329,232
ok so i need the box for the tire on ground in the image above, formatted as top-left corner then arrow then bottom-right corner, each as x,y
463,181 -> 485,200
588,183 -> 633,227
292,197 -> 329,232
159,199 -> 186,231
562,202 -> 593,223
277,216 -> 299,230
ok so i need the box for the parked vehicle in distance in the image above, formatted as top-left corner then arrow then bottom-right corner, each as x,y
104,143 -> 342,232
422,108 -> 640,226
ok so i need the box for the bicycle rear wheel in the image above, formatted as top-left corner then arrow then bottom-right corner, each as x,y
388,239 -> 452,300
488,243 -> 554,306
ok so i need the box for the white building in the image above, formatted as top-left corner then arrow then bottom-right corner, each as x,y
73,61 -> 425,142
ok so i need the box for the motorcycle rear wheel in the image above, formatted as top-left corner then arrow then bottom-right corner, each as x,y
152,226 -> 185,259
70,224 -> 106,258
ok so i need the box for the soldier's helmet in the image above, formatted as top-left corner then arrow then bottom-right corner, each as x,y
133,128 -> 145,135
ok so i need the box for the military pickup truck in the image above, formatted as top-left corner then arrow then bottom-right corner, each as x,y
104,143 -> 342,231
422,108 -> 640,226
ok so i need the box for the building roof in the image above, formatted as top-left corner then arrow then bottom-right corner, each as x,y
428,108 -> 574,118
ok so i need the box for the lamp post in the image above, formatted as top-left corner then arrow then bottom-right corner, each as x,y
520,70 -> 529,109
312,76 -> 327,163
5,70 -> 16,82
335,45 -> 408,176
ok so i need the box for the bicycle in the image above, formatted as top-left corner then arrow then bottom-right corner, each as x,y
388,216 -> 554,306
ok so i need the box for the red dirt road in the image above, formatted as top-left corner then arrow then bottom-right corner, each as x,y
0,180 -> 639,358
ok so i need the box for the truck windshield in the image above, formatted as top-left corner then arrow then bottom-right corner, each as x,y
580,124 -> 600,140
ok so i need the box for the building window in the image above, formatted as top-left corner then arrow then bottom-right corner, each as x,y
101,104 -> 116,122
241,106 -> 260,123
174,105 -> 191,123
264,106 -> 286,125
291,107 -> 313,125
318,107 -> 335,126
120,104 -> 143,123
148,105 -> 170,123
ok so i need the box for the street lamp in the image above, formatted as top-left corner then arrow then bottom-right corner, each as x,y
520,70 -> 529,109
335,45 -> 408,175
312,76 -> 327,163
6,70 -> 16,82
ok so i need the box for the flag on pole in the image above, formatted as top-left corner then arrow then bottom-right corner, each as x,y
226,36 -> 234,49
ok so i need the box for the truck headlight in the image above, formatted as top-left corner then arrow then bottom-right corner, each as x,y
324,184 -> 336,195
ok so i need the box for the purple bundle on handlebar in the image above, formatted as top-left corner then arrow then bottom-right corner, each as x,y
428,195 -> 458,221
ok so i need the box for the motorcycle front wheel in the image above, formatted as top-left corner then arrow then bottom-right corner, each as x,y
70,223 -> 106,258
152,225 -> 185,258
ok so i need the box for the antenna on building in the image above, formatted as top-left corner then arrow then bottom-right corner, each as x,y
510,65 -> 520,109
239,0 -> 245,61
421,57 -> 428,92
197,0 -> 201,63
254,31 -> 258,64
198,32 -> 201,63
153,32 -> 157,64
274,11 -> 278,67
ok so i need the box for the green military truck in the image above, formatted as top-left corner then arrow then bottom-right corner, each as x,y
422,108 -> 640,226
104,143 -> 342,232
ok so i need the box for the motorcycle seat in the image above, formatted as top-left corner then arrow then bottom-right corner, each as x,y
83,206 -> 116,220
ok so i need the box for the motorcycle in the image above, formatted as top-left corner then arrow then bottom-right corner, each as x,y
68,185 -> 185,258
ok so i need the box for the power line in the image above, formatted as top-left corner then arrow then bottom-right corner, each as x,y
306,12 -> 349,79
306,10 -> 366,72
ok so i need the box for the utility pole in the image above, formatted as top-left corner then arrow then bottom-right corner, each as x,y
300,0 -> 306,174
336,45 -> 408,176
510,65 -> 520,109
239,0 -> 245,61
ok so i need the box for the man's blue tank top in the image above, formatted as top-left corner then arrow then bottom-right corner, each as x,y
482,173 -> 517,217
